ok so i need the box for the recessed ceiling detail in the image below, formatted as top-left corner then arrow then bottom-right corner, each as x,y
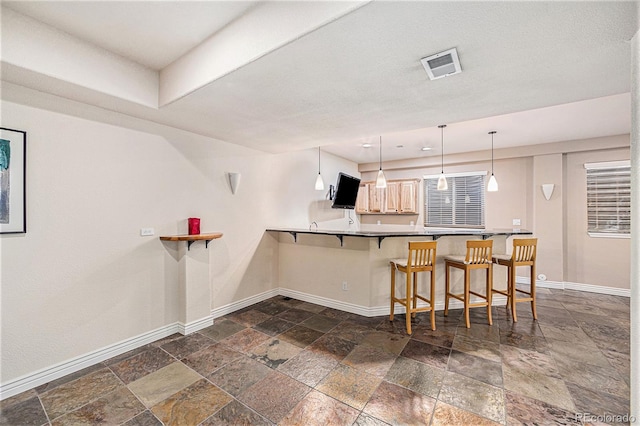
1,1 -> 637,161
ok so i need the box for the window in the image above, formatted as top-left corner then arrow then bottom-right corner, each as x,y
585,161 -> 631,237
424,172 -> 486,228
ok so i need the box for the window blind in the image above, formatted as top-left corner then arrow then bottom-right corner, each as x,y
424,174 -> 485,228
585,162 -> 631,236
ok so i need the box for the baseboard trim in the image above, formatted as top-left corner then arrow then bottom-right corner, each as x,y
515,277 -> 630,297
178,315 -> 214,335
0,323 -> 179,400
278,288 -> 373,317
3,277 -> 628,400
1,290 -> 279,401
278,287 -> 508,317
211,289 -> 279,319
563,281 -> 631,297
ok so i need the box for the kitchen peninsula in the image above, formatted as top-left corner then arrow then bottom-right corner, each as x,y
267,227 -> 533,317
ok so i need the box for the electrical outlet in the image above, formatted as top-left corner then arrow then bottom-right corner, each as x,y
140,228 -> 155,236
342,281 -> 348,291
512,219 -> 521,226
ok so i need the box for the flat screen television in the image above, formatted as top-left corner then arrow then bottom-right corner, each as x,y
332,172 -> 361,209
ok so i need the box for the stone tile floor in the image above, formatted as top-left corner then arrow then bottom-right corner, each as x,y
0,288 -> 631,425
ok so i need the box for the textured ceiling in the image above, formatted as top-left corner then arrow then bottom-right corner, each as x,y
1,1 -> 638,163
4,1 -> 259,70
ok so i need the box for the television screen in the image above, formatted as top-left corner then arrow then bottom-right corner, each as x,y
332,172 -> 361,209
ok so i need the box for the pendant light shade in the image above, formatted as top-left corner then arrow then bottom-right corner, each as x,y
487,131 -> 498,192
376,136 -> 387,188
315,146 -> 325,190
376,169 -> 387,188
487,174 -> 498,192
437,125 -> 448,191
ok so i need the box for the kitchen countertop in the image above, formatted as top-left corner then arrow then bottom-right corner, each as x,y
266,227 -> 532,247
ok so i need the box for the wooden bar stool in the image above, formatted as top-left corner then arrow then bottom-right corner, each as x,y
444,240 -> 493,328
390,241 -> 437,334
492,238 -> 538,322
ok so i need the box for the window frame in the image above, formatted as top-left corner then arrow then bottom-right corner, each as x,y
584,160 -> 631,239
423,171 -> 487,229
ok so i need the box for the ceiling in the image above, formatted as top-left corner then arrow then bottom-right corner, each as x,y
3,1 -> 259,70
1,1 -> 638,164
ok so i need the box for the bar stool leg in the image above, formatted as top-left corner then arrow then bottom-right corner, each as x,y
510,264 -> 518,322
412,271 -> 418,318
405,270 -> 412,334
531,263 -> 538,320
390,265 -> 395,321
444,263 -> 450,316
430,269 -> 436,331
464,269 -> 471,329
486,265 -> 493,326
504,264 -> 511,310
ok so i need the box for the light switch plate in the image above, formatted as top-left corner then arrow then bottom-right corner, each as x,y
140,228 -> 155,236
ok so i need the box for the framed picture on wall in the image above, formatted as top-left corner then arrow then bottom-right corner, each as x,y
0,127 -> 27,234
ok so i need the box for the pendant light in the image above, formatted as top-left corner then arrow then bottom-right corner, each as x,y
437,125 -> 448,191
376,136 -> 387,188
487,131 -> 499,192
315,146 -> 325,190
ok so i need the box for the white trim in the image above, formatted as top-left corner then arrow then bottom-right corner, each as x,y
279,288 -> 373,317
386,296 -> 509,316
536,281 -> 565,290
3,279 -> 628,401
423,170 -> 488,179
584,160 -> 630,169
1,290 -> 279,401
211,288 -> 279,319
516,277 -> 630,297
279,287 -> 508,317
563,281 -> 631,297
588,232 -> 630,239
177,315 -> 214,335
0,323 -> 179,400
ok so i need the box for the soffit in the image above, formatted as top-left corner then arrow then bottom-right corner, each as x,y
3,1 -> 259,70
1,1 -> 637,163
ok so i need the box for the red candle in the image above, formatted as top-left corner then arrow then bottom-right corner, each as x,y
188,218 -> 200,235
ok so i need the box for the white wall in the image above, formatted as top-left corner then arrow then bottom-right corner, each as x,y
565,148 -> 631,288
360,157 -> 533,231
277,233 -> 508,314
532,154 -> 564,282
0,99 -> 356,384
359,137 -> 631,289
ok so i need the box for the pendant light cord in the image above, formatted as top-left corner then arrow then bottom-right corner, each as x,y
438,125 -> 446,173
379,136 -> 382,170
489,131 -> 496,175
318,146 -> 321,173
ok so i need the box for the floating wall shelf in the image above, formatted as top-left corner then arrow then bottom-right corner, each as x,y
160,233 -> 223,250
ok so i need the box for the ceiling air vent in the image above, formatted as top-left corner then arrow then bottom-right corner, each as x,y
420,47 -> 462,80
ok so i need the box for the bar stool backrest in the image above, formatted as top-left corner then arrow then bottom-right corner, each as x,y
465,240 -> 493,264
407,241 -> 437,270
512,238 -> 537,264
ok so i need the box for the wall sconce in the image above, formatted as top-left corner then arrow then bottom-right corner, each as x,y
228,172 -> 241,194
541,183 -> 554,201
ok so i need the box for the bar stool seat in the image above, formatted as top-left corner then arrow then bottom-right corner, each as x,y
492,238 -> 538,322
390,241 -> 437,334
492,254 -> 512,262
444,240 -> 494,328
